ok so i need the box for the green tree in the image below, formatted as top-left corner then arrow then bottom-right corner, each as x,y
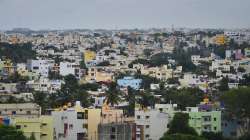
167,112 -> 198,135
137,91 -> 155,108
160,134 -> 206,140
201,132 -> 226,140
0,125 -> 27,140
96,61 -> 110,66
221,87 -> 250,136
48,70 -> 62,80
124,87 -> 137,116
32,91 -> 49,114
79,60 -> 86,69
0,42 -> 36,63
218,77 -> 229,91
105,82 -> 121,106
135,74 -> 159,90
80,83 -> 100,91
161,88 -> 204,110
143,49 -> 153,58
74,88 -> 91,108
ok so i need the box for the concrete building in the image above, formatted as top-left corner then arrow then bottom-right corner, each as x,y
52,101 -> 101,140
0,103 -> 41,118
244,48 -> 250,57
85,67 -> 114,83
135,106 -> 170,140
27,60 -> 52,78
59,62 -> 81,78
117,77 -> 142,90
186,107 -> 221,135
98,123 -> 136,140
12,116 -> 54,140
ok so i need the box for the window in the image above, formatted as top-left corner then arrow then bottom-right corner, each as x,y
85,110 -> 88,119
214,127 -> 217,130
20,109 -> 22,111
214,118 -> 217,121
12,111 -> 16,115
146,116 -> 150,119
159,108 -> 163,112
111,127 -> 116,132
33,66 -> 39,70
24,125 -> 27,127
136,134 -> 140,138
167,124 -> 170,128
137,115 -> 140,119
77,112 -> 84,119
27,111 -> 31,115
83,124 -> 88,129
0,111 -> 1,115
16,125 -> 21,129
146,125 -> 150,128
110,135 -> 115,139
146,134 -> 150,138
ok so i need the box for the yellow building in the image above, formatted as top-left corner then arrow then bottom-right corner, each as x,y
84,50 -> 96,62
85,67 -> 114,83
17,63 -> 29,76
3,59 -> 15,75
134,64 -> 174,80
12,116 -> 53,140
71,103 -> 101,140
214,34 -> 227,45
52,102 -> 101,140
87,108 -> 101,140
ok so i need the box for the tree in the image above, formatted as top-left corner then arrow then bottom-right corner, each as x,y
201,132 -> 226,140
161,88 -> 204,110
221,87 -> 250,136
128,59 -> 150,68
105,82 -> 121,106
167,112 -> 198,135
172,47 -> 196,72
32,91 -> 49,114
0,125 -> 28,140
137,90 -> 155,108
97,61 -> 110,66
79,60 -> 86,69
143,49 -> 153,58
124,87 -> 137,116
160,134 -> 206,140
150,53 -> 170,67
80,83 -> 100,91
74,88 -> 91,108
48,70 -> 62,80
0,42 -> 36,63
135,74 -> 159,90
238,67 -> 246,73
218,77 -> 229,91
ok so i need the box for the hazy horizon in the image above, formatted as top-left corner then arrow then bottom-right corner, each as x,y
0,0 -> 250,30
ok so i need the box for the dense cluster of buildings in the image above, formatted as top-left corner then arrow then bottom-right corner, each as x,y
0,98 -> 225,140
1,28 -> 250,139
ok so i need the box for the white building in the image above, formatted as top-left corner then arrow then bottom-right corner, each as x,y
59,62 -> 81,78
52,102 -> 88,140
27,60 -> 54,78
134,104 -> 178,140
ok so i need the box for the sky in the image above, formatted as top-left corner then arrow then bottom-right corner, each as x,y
0,0 -> 250,30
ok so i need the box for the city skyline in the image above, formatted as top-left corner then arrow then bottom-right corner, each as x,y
0,0 -> 250,30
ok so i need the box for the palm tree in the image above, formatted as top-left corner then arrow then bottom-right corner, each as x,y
138,90 -> 155,108
105,82 -> 121,106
